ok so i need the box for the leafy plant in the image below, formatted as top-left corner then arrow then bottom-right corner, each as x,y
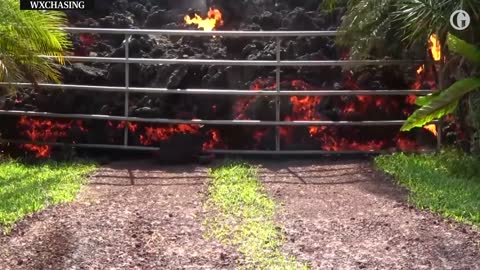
0,0 -> 71,92
401,34 -> 480,131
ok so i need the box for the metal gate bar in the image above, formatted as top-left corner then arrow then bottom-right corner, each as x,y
0,83 -> 435,96
0,110 -> 437,126
0,27 -> 437,154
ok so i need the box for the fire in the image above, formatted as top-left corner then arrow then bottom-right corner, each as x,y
417,65 -> 424,75
184,8 -> 223,31
429,34 -> 441,61
423,124 -> 438,136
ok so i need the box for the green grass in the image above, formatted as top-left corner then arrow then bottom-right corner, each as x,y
205,162 -> 308,270
0,160 -> 96,233
375,148 -> 480,227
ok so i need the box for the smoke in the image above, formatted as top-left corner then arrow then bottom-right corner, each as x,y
171,0 -> 207,12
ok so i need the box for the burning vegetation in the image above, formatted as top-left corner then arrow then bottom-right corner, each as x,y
184,8 -> 223,31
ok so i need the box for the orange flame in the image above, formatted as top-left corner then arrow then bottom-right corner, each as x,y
184,8 -> 223,31
416,65 -> 424,75
423,124 -> 438,136
429,34 -> 441,61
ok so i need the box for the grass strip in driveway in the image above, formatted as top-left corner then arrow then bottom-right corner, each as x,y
0,160 -> 96,233
375,148 -> 480,227
205,162 -> 308,270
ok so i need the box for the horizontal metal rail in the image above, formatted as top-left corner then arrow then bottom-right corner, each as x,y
63,27 -> 339,37
1,83 -> 434,96
45,55 -> 423,67
0,139 -> 435,155
206,149 -> 436,155
0,139 -> 160,151
0,110 -> 421,126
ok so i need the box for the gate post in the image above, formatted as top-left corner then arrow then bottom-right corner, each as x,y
275,37 -> 281,152
124,35 -> 132,146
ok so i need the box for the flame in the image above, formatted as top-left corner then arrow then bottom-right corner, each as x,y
416,65 -> 424,75
423,124 -> 438,136
429,34 -> 441,61
184,8 -> 223,31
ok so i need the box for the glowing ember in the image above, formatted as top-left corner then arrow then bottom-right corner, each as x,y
429,34 -> 441,61
184,8 -> 223,31
423,124 -> 438,136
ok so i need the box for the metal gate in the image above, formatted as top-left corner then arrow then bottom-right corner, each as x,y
0,28 -> 437,154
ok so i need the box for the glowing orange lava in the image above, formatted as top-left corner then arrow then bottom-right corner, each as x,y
202,129 -> 223,150
184,8 -> 223,31
17,116 -> 87,157
139,124 -> 200,145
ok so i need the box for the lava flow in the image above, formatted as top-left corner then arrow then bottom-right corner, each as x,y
107,121 -> 223,151
139,124 -> 199,145
184,8 -> 223,31
17,116 -> 87,157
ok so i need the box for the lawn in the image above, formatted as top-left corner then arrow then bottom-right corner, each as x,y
206,162 -> 308,269
375,148 -> 480,227
0,160 -> 96,233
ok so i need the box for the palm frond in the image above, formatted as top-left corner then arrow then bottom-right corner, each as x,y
0,0 -> 71,89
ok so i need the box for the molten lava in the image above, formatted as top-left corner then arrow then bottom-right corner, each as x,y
429,34 -> 441,61
184,8 -> 223,31
202,129 -> 223,150
139,124 -> 200,145
17,117 -> 87,157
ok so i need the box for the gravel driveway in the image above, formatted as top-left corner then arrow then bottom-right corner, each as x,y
1,158 -> 479,269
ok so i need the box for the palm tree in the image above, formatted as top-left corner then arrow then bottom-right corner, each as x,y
0,0 -> 71,93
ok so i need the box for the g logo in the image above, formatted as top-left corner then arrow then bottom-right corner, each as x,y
450,10 -> 471,30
